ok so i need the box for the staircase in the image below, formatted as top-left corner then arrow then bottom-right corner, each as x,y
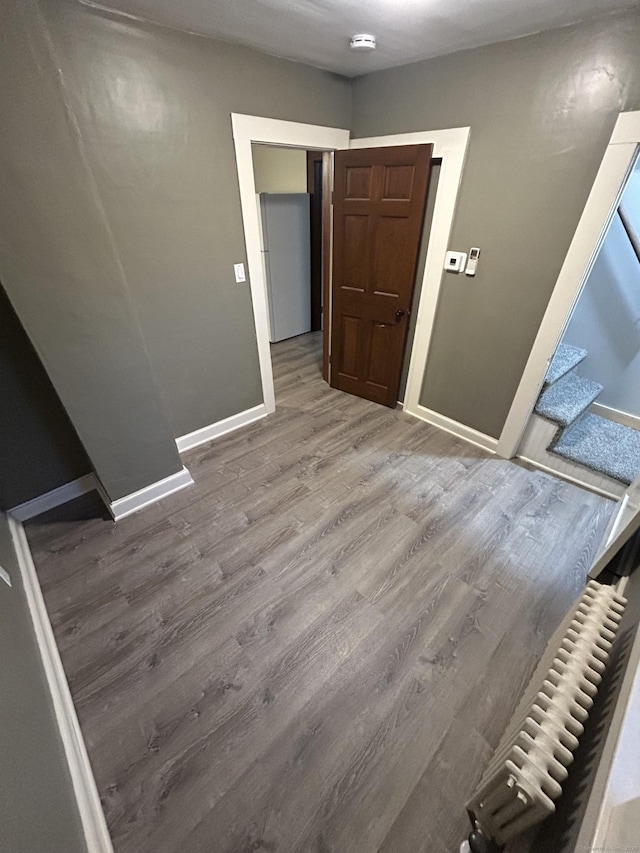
518,343 -> 640,498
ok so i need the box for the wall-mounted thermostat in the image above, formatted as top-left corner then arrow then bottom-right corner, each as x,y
465,247 -> 481,276
444,251 -> 467,273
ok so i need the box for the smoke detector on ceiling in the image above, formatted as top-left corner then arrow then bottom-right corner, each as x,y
350,34 -> 376,51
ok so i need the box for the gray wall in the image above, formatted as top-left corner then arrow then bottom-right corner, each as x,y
43,0 -> 352,438
4,0 -> 639,502
0,0 -> 183,501
564,162 -> 640,417
0,515 -> 87,853
352,11 -> 640,438
0,284 -> 90,510
0,0 -> 350,504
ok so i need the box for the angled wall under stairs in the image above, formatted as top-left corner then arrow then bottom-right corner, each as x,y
518,343 -> 640,499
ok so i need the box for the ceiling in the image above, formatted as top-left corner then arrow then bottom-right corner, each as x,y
80,0 -> 638,77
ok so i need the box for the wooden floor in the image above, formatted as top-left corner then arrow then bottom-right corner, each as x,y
26,332 -> 613,853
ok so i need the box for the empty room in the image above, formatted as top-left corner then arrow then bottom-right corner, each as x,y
2,1 -> 640,851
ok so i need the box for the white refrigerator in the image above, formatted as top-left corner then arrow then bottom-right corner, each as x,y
258,193 -> 311,343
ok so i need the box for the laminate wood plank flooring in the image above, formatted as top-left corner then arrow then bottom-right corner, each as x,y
25,332 -> 614,853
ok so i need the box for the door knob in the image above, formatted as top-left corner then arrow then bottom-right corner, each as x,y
395,309 -> 407,323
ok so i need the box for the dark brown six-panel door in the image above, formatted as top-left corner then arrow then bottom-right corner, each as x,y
330,144 -> 432,407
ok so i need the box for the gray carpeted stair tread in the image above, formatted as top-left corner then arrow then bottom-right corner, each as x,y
545,343 -> 588,386
535,371 -> 603,427
550,413 -> 640,485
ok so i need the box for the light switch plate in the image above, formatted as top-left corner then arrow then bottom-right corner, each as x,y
234,263 -> 246,283
444,251 -> 467,273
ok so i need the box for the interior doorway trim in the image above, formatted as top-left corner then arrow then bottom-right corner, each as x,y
231,114 -> 350,413
497,110 -> 640,459
349,128 -> 472,431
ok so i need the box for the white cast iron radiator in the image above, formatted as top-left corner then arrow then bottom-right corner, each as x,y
464,580 -> 627,849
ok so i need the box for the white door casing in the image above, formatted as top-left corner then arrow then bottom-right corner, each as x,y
232,116 -> 471,428
232,114 -> 350,413
496,112 -> 640,459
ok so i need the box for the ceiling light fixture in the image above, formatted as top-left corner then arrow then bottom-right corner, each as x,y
350,34 -> 376,51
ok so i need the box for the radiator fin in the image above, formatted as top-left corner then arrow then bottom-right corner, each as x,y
466,580 -> 626,844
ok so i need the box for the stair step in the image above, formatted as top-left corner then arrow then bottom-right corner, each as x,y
535,371 -> 603,427
545,343 -> 588,386
550,413 -> 640,485
519,414 -> 625,498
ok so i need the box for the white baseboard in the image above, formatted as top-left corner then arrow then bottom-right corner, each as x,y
9,474 -> 97,523
176,404 -> 267,454
9,466 -> 196,525
517,455 -> 620,501
7,516 -> 114,853
591,402 -> 640,432
108,466 -> 193,521
404,403 -> 498,454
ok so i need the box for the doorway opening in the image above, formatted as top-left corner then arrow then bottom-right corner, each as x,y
514,148 -> 640,500
253,142 -> 442,410
250,144 -> 333,390
252,145 -> 319,340
232,114 -> 470,425
517,156 -> 640,498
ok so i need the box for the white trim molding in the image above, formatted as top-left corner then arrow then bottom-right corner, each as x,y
107,466 -> 193,521
590,402 -> 640,433
497,110 -> 640,459
176,404 -> 267,453
232,114 -> 350,151
231,114 -> 350,415
350,128 -> 471,431
409,403 -> 497,454
232,119 -> 472,450
7,516 -> 115,853
517,455 -> 620,502
9,474 -> 97,523
9,467 -> 196,525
